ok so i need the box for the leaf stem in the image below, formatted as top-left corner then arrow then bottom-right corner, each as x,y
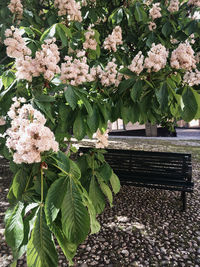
41,167 -> 44,204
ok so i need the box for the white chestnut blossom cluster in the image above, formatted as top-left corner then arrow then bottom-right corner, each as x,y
188,0 -> 200,7
97,59 -> 123,87
149,3 -> 162,20
6,98 -> 59,164
144,43 -> 169,72
60,51 -> 96,86
93,129 -> 109,149
191,11 -> 200,19
167,0 -> 179,13
34,38 -> 61,81
54,0 -> 82,22
170,36 -> 179,44
195,52 -> 200,63
83,27 -> 97,50
4,27 -> 31,59
170,43 -> 196,70
103,26 -> 123,52
128,51 -> 144,75
148,21 -> 157,31
148,2 -> 162,31
8,0 -> 23,20
186,34 -> 195,45
16,38 -> 60,82
183,70 -> 200,86
0,117 -> 6,126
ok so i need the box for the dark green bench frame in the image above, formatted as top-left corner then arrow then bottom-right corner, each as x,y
79,148 -> 194,211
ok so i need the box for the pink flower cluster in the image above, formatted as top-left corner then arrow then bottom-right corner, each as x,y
149,3 -> 162,20
54,0 -> 82,22
8,0 -> 23,20
188,0 -> 200,7
191,11 -> 200,19
195,52 -> 200,63
170,43 -> 196,70
144,43 -> 169,72
16,38 -> 60,82
128,51 -> 144,75
60,52 -> 96,86
34,38 -> 61,81
148,2 -> 161,31
170,36 -> 179,44
83,27 -> 97,50
4,27 -> 31,59
6,98 -> 59,164
93,129 -> 109,149
148,21 -> 157,31
103,26 -> 123,52
167,0 -> 179,13
183,70 -> 200,86
0,117 -> 6,126
97,59 -> 123,87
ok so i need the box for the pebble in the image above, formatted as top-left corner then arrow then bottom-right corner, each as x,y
121,249 -> 129,256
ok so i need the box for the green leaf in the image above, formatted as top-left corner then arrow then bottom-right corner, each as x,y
99,182 -> 113,207
0,80 -> 17,100
134,3 -> 147,22
110,172 -> 120,194
73,111 -> 86,140
48,223 -> 76,266
5,202 -> 24,250
119,68 -> 136,77
34,100 -> 55,124
170,73 -> 182,85
40,24 -> 56,42
61,179 -> 90,244
75,90 -> 93,116
10,261 -> 17,267
45,176 -> 68,224
118,78 -> 135,94
131,80 -> 143,102
64,85 -> 78,110
87,107 -> 100,133
182,87 -> 198,122
108,8 -> 124,25
56,151 -> 70,173
89,176 -> 105,214
162,22 -> 172,37
56,24 -> 68,48
27,207 -> 58,267
98,163 -> 112,182
12,169 -> 29,200
2,70 -> 16,88
156,82 -> 168,112
69,160 -> 81,179
35,95 -> 55,102
191,89 -> 200,119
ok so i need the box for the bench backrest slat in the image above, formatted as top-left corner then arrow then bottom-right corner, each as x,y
79,147 -> 192,183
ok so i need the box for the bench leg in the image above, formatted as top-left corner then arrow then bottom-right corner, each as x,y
181,191 -> 186,211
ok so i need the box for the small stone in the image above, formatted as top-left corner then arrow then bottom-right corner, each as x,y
90,261 -> 98,266
121,249 -> 129,256
116,216 -> 129,223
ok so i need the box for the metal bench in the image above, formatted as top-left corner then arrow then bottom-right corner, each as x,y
79,148 -> 194,211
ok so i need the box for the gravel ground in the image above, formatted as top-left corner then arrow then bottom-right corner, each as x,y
0,142 -> 200,267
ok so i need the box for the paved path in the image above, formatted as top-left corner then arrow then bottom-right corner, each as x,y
109,128 -> 200,141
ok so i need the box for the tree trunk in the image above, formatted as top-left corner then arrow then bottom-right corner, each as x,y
145,122 -> 157,137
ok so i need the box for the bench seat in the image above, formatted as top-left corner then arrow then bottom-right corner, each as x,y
79,148 -> 194,211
